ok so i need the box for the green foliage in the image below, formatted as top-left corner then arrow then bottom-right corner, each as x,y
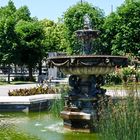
14,6 -> 31,22
105,73 -> 122,85
63,2 -> 104,54
49,85 -> 69,117
41,19 -> 70,53
0,122 -> 39,140
0,6 -> 17,64
105,66 -> 140,85
0,1 -> 32,65
0,1 -> 45,81
49,99 -> 64,118
0,127 -> 39,140
103,1 -> 140,56
15,20 -> 45,79
0,77 -> 6,82
116,66 -> 137,83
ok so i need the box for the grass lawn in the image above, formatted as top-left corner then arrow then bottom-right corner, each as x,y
0,81 -> 35,85
0,81 -> 8,85
103,82 -> 140,90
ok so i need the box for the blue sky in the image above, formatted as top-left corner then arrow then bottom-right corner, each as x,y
0,0 -> 125,21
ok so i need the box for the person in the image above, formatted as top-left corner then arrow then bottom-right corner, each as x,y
38,74 -> 43,84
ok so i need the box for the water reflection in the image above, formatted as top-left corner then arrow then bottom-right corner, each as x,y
0,112 -> 98,140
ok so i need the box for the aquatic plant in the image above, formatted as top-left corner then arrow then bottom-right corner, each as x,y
98,84 -> 140,140
49,85 -> 69,117
0,127 -> 39,140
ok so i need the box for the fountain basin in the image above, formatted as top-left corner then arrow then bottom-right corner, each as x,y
75,29 -> 99,39
48,55 -> 128,132
60,66 -> 114,75
48,55 -> 128,75
0,94 -> 61,112
61,111 -> 91,120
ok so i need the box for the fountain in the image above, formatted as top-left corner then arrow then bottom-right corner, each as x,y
47,14 -> 128,132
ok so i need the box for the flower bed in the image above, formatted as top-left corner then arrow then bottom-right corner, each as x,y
8,86 -> 59,96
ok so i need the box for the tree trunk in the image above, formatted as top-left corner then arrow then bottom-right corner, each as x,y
38,61 -> 42,75
7,64 -> 10,84
14,64 -> 17,74
28,66 -> 33,81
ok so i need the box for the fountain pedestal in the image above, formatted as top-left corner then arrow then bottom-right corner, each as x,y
60,74 -> 108,132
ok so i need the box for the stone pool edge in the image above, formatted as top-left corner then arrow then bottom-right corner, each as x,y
0,94 -> 61,112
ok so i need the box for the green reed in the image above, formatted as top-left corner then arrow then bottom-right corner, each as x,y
49,98 -> 64,118
98,84 -> 140,140
49,85 -> 69,117
0,127 -> 39,140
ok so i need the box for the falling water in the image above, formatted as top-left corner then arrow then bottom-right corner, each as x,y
35,102 -> 42,127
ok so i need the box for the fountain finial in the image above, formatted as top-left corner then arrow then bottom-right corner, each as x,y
83,14 -> 91,29
75,14 -> 99,54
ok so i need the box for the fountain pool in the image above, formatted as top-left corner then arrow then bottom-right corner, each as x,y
0,112 -> 98,140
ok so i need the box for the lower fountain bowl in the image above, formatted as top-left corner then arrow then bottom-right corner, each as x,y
47,55 -> 128,75
60,66 -> 114,75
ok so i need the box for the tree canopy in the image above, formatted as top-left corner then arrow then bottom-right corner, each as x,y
0,0 -> 45,80
0,0 -> 17,65
40,19 -> 70,53
15,20 -> 45,66
102,1 -> 140,56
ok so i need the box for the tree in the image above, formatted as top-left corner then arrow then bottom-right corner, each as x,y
63,2 -> 104,54
125,0 -> 140,4
14,6 -> 31,22
15,20 -> 45,80
41,19 -> 70,53
101,13 -> 119,55
103,1 -> 140,56
0,0 -> 33,83
0,0 -> 17,83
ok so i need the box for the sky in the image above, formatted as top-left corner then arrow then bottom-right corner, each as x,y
0,0 -> 125,21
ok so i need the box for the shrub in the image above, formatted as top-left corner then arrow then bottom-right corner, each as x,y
0,77 -> 6,82
116,66 -> 140,84
105,73 -> 122,85
12,76 -> 36,82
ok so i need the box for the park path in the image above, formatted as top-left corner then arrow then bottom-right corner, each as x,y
0,82 -> 139,97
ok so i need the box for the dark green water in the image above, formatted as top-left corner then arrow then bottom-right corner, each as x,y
0,112 -> 98,140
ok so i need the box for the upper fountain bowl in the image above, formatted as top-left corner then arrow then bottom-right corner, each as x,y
75,28 -> 99,40
47,55 -> 128,75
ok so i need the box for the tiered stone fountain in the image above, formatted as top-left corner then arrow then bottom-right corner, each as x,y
47,14 -> 128,132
